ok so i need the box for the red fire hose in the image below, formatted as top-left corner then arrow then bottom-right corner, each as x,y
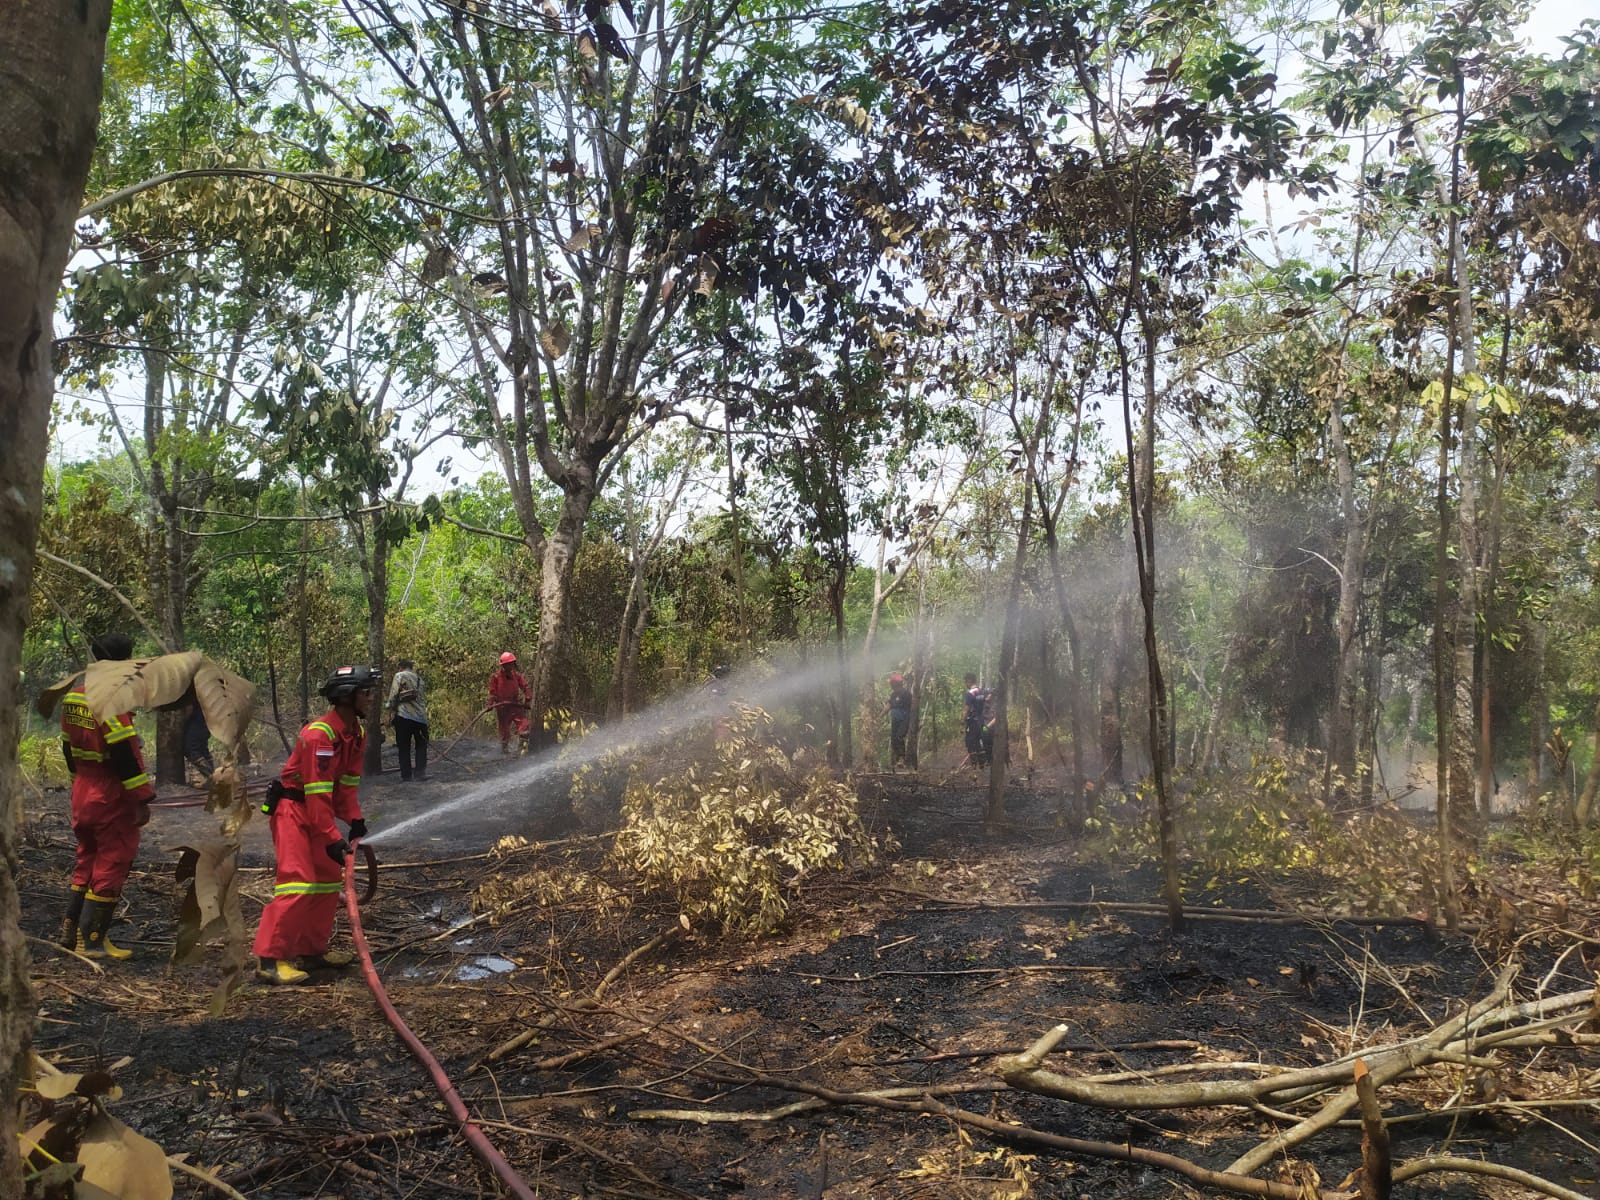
342,840 -> 538,1200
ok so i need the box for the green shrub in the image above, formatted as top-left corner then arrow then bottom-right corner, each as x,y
610,705 -> 888,933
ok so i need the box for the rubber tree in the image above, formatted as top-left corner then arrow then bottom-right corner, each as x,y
330,0 -> 885,745
0,3 -> 113,1186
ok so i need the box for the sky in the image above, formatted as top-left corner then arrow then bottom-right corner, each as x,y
48,0 -> 1592,504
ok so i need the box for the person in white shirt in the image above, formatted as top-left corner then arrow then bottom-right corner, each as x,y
387,659 -> 429,781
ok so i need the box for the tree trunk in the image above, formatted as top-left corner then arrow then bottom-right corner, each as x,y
989,464 -> 1035,827
859,524 -> 891,770
0,4 -> 113,1189
607,569 -> 642,720
1198,638 -> 1236,775
1477,450 -> 1505,820
527,487 -> 595,748
1572,696 -> 1600,828
1447,104 -> 1481,843
1040,512 -> 1088,816
298,481 -> 311,725
1326,383 -> 1364,804
1527,619 -> 1547,794
352,511 -> 389,777
143,348 -> 190,785
830,560 -> 852,767
907,547 -> 931,768
1100,600 -> 1128,787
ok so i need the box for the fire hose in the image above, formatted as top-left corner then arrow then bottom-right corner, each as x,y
341,838 -> 537,1200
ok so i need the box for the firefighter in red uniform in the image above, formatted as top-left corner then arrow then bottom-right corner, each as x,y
57,633 -> 155,960
253,665 -> 377,985
489,652 -> 530,755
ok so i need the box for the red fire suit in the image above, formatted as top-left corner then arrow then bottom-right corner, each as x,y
61,687 -> 155,901
489,666 -> 530,745
253,710 -> 364,961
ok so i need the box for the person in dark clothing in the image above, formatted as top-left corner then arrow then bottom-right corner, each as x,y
184,702 -> 215,779
387,659 -> 429,781
887,674 -> 913,770
963,672 -> 993,767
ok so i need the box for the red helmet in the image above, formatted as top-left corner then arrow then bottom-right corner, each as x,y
889,673 -> 905,685
499,652 -> 517,665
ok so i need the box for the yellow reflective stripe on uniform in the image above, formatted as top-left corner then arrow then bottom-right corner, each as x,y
68,747 -> 106,762
338,774 -> 360,787
272,881 -> 343,896
307,722 -> 337,740
121,772 -> 151,789
65,692 -> 88,703
304,781 -> 335,795
103,721 -> 138,744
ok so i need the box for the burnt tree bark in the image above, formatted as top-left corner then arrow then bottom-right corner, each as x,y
0,3 -> 114,1189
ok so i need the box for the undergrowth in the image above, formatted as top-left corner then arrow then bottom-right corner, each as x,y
1083,752 -> 1440,915
610,705 -> 891,933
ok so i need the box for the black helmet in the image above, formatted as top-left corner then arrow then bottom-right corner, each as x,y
320,665 -> 380,704
90,633 -> 134,661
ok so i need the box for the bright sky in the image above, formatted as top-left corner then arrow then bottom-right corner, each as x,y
48,0 -> 1590,494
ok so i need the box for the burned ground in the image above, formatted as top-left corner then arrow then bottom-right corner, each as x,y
18,755 -> 1600,1200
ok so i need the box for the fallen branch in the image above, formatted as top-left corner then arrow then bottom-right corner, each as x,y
168,1155 -> 251,1200
1390,1155 -> 1594,1200
905,892 -> 1480,931
631,1080 -> 1004,1124
1226,965 -> 1516,1176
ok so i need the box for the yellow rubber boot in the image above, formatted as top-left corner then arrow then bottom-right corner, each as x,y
256,958 -> 310,986
80,898 -> 132,961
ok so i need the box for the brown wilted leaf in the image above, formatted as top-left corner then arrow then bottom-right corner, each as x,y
75,1110 -> 173,1200
577,31 -> 597,59
540,322 -> 571,359
564,223 -> 601,252
169,837 -> 245,999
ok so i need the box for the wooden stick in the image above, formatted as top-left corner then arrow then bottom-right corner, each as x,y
1352,1059 -> 1390,1200
168,1155 -> 252,1200
1391,1156 -> 1593,1200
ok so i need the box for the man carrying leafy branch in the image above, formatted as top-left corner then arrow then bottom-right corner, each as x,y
57,633 -> 155,960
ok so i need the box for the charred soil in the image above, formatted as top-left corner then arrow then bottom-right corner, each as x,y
19,758 -> 1600,1199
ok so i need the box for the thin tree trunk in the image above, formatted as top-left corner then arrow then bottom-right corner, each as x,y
1199,639 -> 1236,775
143,347 -> 188,785
352,510 -> 389,776
859,524 -> 891,770
1326,381 -> 1364,803
607,574 -> 641,720
908,548 -> 931,768
298,480 -> 311,725
829,563 -> 851,767
1477,446 -> 1505,820
1527,620 -> 1547,794
989,462 -> 1035,826
1447,97 -> 1481,842
0,4 -> 113,1189
1125,319 -> 1182,932
1432,311 -> 1462,930
527,487 -> 595,749
1573,697 -> 1600,828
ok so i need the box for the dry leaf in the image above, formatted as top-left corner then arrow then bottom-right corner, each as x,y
76,1110 -> 174,1200
577,31 -> 597,59
540,322 -> 571,358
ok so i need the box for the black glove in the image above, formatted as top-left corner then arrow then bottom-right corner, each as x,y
347,818 -> 368,842
62,743 -> 77,776
326,838 -> 352,865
